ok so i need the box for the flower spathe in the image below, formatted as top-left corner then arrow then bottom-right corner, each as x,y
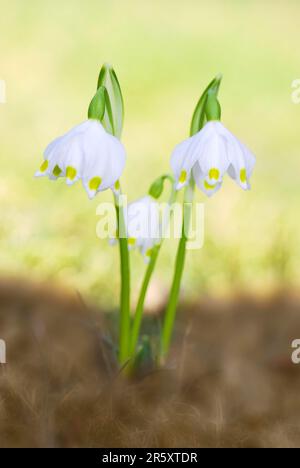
35,120 -> 126,199
115,195 -> 161,263
170,121 -> 256,197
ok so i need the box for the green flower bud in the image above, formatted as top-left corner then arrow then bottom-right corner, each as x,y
190,73 -> 222,136
97,63 -> 124,138
149,177 -> 164,199
149,174 -> 174,199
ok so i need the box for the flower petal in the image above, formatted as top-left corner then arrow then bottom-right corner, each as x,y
197,127 -> 230,184
193,161 -> 222,197
226,136 -> 255,190
82,122 -> 126,197
215,122 -> 256,190
124,196 -> 161,260
170,132 -> 206,190
38,120 -> 126,198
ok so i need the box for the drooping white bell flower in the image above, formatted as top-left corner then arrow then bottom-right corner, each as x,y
118,195 -> 161,263
35,119 -> 126,199
170,120 -> 255,197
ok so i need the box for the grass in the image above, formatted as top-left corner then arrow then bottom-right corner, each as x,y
0,0 -> 299,308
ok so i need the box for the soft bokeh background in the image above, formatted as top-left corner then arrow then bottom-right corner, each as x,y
0,0 -> 299,308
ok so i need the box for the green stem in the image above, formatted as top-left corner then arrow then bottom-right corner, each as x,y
129,244 -> 160,357
114,193 -> 131,365
160,179 -> 195,362
160,73 -> 222,363
129,185 -> 177,359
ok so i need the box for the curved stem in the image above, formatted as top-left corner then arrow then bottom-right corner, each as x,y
114,192 -> 131,365
160,179 -> 195,362
129,184 -> 177,359
129,245 -> 160,357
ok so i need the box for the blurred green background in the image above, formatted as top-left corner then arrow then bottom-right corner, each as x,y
0,0 -> 299,309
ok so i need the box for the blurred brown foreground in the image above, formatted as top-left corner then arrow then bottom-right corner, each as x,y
0,278 -> 300,448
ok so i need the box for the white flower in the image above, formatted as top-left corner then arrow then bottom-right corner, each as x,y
118,196 -> 161,263
170,121 -> 256,197
35,120 -> 126,199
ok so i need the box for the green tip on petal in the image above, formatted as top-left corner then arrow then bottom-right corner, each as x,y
66,166 -> 77,180
53,165 -> 62,177
209,168 -> 220,180
40,160 -> 48,172
179,170 -> 187,184
240,168 -> 247,183
89,176 -> 102,191
204,180 -> 217,190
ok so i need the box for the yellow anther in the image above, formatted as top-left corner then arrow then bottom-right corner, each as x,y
114,180 -> 120,191
128,238 -> 136,246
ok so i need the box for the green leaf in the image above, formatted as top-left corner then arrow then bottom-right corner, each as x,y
97,63 -> 124,138
133,336 -> 154,374
87,86 -> 106,121
190,73 -> 222,136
